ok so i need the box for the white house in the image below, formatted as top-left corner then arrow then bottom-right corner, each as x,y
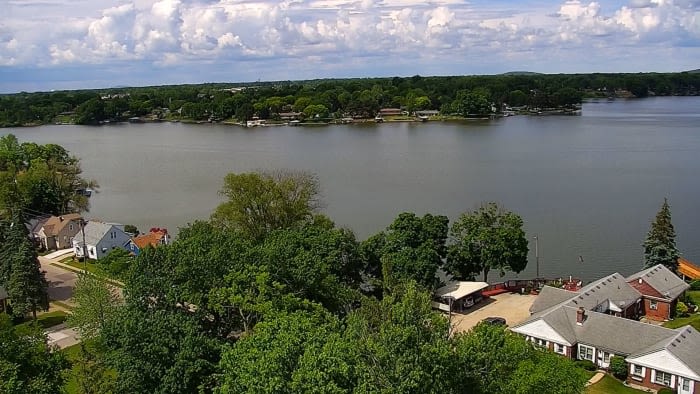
72,221 -> 130,260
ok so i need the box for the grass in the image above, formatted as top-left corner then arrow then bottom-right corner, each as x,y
61,339 -> 116,394
585,375 -> 646,394
15,310 -> 68,330
663,291 -> 700,330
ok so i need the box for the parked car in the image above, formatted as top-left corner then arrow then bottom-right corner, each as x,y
482,317 -> 507,326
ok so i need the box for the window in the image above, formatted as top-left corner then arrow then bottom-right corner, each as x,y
603,352 -> 611,363
633,365 -> 643,376
654,370 -> 672,386
555,343 -> 566,354
683,378 -> 690,391
650,300 -> 658,310
578,345 -> 594,361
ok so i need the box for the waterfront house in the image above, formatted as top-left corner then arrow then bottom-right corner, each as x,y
627,264 -> 689,321
378,108 -> 403,116
72,221 -> 130,260
125,228 -> 170,256
511,265 -> 698,393
37,214 -> 83,250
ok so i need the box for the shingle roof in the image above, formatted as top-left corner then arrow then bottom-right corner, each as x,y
42,213 -> 82,237
530,286 -> 579,314
132,231 -> 167,250
76,221 -> 122,245
626,264 -> 689,300
627,326 -> 700,378
566,273 -> 641,312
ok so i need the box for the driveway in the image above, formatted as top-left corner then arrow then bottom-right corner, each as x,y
46,323 -> 79,349
450,292 -> 536,333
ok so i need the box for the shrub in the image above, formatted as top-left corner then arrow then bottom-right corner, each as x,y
677,301 -> 689,317
690,280 -> 700,291
609,356 -> 627,379
574,360 -> 596,371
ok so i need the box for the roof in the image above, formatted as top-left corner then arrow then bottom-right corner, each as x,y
131,231 -> 167,250
76,221 -> 123,245
530,286 -> 579,314
513,305 -> 680,355
41,213 -> 82,237
26,214 -> 51,234
0,285 -> 7,300
679,257 -> 700,280
626,264 -> 689,300
627,326 -> 700,379
435,281 -> 489,300
565,273 -> 641,313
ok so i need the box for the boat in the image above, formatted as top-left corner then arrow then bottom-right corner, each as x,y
374,115 -> 384,123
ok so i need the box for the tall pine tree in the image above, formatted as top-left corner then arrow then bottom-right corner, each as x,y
0,209 -> 49,320
643,198 -> 680,272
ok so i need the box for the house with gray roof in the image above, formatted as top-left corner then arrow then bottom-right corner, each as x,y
72,221 -> 130,260
512,265 -> 699,393
627,264 -> 690,321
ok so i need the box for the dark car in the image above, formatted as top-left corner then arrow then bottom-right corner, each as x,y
482,317 -> 507,326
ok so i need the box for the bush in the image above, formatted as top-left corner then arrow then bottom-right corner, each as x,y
574,360 -> 596,371
658,388 -> 675,394
609,356 -> 627,379
677,301 -> 690,317
690,280 -> 700,291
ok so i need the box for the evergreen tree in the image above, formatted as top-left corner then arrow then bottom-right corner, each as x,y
0,210 -> 49,320
643,198 -> 680,271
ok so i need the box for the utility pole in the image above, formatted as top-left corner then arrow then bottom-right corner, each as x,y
533,235 -> 539,279
80,219 -> 87,267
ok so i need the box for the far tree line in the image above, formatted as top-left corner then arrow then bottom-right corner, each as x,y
1,71 -> 699,126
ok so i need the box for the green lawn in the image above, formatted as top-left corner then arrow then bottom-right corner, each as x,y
663,291 -> 700,330
61,340 -> 115,394
15,310 -> 68,330
585,375 -> 646,394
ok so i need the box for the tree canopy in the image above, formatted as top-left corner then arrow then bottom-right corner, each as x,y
0,134 -> 98,216
211,170 -> 321,241
643,198 -> 680,271
445,202 -> 528,282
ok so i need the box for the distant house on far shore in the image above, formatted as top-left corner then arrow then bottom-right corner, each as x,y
125,228 -> 170,256
378,108 -> 403,116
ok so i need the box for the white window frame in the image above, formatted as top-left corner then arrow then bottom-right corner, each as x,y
650,300 -> 658,310
536,338 -> 547,348
603,352 -> 611,363
682,378 -> 690,391
654,370 -> 672,387
633,365 -> 643,377
578,344 -> 595,361
555,343 -> 566,355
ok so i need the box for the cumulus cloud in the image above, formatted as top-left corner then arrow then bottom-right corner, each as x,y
1,0 -> 700,90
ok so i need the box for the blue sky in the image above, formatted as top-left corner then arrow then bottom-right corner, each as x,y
1,0 -> 699,93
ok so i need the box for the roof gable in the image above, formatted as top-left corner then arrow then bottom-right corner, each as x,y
78,221 -> 126,245
42,214 -> 82,236
627,348 -> 700,380
530,286 -> 579,314
511,318 -> 573,346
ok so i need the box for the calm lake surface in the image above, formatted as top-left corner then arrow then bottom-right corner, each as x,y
5,97 -> 700,282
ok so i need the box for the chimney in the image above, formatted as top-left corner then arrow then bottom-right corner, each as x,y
576,307 -> 586,325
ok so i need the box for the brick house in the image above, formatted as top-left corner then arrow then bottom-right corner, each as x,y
627,264 -> 690,321
511,265 -> 698,393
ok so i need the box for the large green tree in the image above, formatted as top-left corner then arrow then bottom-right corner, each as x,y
0,134 -> 98,215
0,211 -> 49,320
211,170 -> 321,241
67,272 -> 121,341
0,314 -> 69,394
361,212 -> 449,290
643,198 -> 680,271
445,202 -> 528,282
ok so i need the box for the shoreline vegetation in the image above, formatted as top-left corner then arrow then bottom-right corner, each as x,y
1,72 -> 698,128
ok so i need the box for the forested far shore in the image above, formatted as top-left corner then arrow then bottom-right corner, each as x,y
1,72 -> 699,127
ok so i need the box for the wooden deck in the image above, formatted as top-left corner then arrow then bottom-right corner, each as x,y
679,257 -> 700,280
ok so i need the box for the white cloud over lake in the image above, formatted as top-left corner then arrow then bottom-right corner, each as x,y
1,0 -> 699,91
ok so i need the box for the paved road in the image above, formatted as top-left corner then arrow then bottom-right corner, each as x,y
39,255 -> 78,306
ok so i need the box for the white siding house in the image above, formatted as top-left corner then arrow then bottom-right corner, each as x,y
72,221 -> 130,260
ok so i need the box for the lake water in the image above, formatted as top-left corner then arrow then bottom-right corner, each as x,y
5,97 -> 700,282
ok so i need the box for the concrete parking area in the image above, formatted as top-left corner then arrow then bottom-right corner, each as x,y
450,292 -> 537,333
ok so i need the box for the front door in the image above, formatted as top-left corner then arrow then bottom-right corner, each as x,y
678,377 -> 693,394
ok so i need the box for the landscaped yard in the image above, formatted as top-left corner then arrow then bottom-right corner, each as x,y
664,290 -> 700,330
585,375 -> 646,394
15,310 -> 68,330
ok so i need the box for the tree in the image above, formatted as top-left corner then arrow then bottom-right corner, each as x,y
361,213 -> 448,290
67,272 -> 121,341
97,248 -> 133,277
643,198 -> 679,271
0,314 -> 69,394
72,342 -> 116,394
445,202 -> 528,282
0,211 -> 49,320
211,170 -> 321,241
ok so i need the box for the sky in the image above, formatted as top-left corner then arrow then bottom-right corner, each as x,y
1,0 -> 699,93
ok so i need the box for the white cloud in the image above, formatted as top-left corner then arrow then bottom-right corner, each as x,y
1,0 -> 700,91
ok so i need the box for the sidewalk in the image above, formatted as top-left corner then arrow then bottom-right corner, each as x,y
585,371 -> 605,387
44,248 -> 74,260
46,323 -> 80,349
